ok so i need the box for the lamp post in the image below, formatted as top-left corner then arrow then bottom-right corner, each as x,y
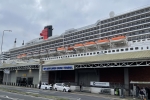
38,58 -> 44,89
1,30 -> 12,85
1,30 -> 12,62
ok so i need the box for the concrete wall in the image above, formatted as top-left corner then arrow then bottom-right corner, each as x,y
42,71 -> 49,83
129,66 -> 150,81
99,68 -> 124,83
70,86 -> 115,95
7,69 -> 39,84
78,69 -> 99,86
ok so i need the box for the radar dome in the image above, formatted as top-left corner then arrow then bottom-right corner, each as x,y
109,11 -> 115,18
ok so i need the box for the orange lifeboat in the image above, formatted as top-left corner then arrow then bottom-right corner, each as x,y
96,39 -> 109,44
74,43 -> 84,48
21,54 -> 27,57
111,36 -> 126,41
67,46 -> 74,51
84,41 -> 96,46
57,47 -> 66,51
17,55 -> 22,58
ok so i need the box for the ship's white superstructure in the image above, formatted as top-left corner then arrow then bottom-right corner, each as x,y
6,6 -> 150,62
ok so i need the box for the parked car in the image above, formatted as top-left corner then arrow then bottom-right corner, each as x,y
38,83 -> 52,90
53,83 -> 71,92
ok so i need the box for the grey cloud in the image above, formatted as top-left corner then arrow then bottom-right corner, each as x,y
0,0 -> 150,51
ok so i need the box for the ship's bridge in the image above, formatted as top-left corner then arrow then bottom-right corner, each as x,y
110,35 -> 127,48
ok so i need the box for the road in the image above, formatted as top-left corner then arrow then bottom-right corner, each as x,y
0,85 -> 122,100
0,90 -> 50,100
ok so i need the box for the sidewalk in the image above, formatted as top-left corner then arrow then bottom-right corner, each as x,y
73,91 -> 140,100
0,84 -> 140,100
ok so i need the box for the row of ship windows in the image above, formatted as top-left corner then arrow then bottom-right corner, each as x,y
104,47 -> 149,53
65,35 -> 98,42
101,7 -> 150,24
64,31 -> 99,40
101,13 -> 150,28
64,35 -> 98,43
128,35 -> 150,41
101,29 -> 150,38
101,18 -> 150,32
64,27 -> 99,38
100,23 -> 150,37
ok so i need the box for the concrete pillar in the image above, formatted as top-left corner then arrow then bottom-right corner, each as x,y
39,64 -> 42,89
124,67 -> 129,95
75,70 -> 78,85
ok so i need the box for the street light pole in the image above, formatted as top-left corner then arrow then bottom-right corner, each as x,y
1,30 -> 12,63
39,58 -> 44,89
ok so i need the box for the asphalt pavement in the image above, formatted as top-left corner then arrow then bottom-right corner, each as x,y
0,85 -> 137,100
0,90 -> 50,100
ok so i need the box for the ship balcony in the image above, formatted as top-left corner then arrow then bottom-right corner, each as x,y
26,53 -> 33,57
33,52 -> 40,57
49,51 -> 57,54
40,50 -> 47,55
40,52 -> 48,55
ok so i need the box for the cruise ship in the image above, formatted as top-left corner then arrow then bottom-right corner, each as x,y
7,6 -> 150,62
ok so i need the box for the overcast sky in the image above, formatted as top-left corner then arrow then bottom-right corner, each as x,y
0,0 -> 150,52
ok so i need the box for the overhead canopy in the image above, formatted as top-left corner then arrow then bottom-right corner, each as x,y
0,59 -> 39,68
44,50 -> 150,66
130,81 -> 150,84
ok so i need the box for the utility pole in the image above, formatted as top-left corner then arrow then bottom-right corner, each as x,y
38,58 -> 44,89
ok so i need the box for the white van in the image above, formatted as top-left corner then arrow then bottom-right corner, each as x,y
53,83 -> 71,92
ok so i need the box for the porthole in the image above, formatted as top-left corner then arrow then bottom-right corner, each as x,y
125,48 -> 128,51
112,50 -> 115,52
147,47 -> 149,49
130,48 -> 133,50
121,49 -> 124,51
135,47 -> 139,50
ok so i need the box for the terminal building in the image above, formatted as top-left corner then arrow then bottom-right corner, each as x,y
0,6 -> 150,94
